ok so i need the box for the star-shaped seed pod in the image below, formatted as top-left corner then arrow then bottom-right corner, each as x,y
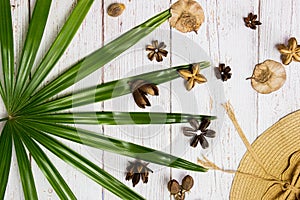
128,80 -> 159,109
125,160 -> 153,187
183,118 -> 216,149
243,13 -> 262,30
218,63 -> 232,82
169,0 -> 205,33
177,64 -> 207,91
246,60 -> 286,94
277,37 -> 300,65
146,40 -> 168,62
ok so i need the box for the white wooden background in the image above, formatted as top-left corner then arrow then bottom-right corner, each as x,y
2,0 -> 300,199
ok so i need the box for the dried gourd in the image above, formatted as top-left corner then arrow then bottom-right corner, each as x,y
169,0 -> 205,33
247,60 -> 286,94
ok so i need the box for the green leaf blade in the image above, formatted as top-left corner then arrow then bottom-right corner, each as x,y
13,0 -> 52,110
22,120 -> 207,172
14,0 -> 95,112
19,62 -> 210,115
25,112 -> 216,125
14,123 -> 76,200
17,9 -> 171,113
12,126 -> 38,200
20,122 -> 145,200
0,0 -> 14,110
0,123 -> 13,199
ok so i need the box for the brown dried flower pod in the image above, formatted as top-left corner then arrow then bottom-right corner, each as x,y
125,160 -> 153,187
168,179 -> 181,195
246,60 -> 286,94
128,80 -> 159,108
169,0 -> 205,33
181,175 -> 194,191
107,3 -> 125,17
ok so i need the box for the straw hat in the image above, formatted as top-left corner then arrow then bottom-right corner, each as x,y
230,110 -> 300,200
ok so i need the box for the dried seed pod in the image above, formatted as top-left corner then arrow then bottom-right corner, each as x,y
170,0 -> 205,33
246,60 -> 286,94
167,179 -> 181,195
128,80 -> 159,108
107,3 -> 125,17
181,175 -> 194,191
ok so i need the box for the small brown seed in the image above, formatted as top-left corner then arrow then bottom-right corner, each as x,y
167,179 -> 181,195
107,3 -> 125,17
181,175 -> 194,191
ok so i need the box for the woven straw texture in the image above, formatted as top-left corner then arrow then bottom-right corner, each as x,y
230,110 -> 300,200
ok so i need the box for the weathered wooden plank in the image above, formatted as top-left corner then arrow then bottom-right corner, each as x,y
171,0 -> 260,199
27,0 -> 104,199
258,0 -> 300,136
102,0 -> 172,199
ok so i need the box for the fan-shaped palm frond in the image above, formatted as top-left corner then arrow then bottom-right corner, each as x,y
0,0 -> 214,199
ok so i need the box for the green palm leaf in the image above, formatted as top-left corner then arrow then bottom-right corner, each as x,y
0,0 -> 212,199
14,9 -> 171,113
14,123 -> 77,200
23,112 -> 216,125
12,0 -> 94,113
0,123 -> 13,199
19,62 -> 209,115
21,120 -> 207,172
18,121 -> 145,200
12,129 -> 38,200
0,0 -> 14,109
13,0 -> 52,106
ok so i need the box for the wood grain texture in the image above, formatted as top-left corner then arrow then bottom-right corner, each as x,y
2,0 -> 300,199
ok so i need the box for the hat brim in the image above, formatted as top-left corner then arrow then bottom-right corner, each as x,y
230,110 -> 300,199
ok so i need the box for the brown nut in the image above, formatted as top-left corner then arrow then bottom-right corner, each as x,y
107,3 -> 125,17
167,179 -> 181,195
181,175 -> 194,191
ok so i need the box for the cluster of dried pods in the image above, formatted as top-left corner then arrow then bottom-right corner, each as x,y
168,175 -> 194,200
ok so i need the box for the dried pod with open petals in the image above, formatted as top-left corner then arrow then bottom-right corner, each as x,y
169,0 -> 205,33
246,60 -> 286,94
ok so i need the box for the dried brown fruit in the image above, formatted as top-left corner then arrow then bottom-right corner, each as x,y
125,160 -> 153,187
146,40 -> 168,62
246,60 -> 286,94
277,37 -> 300,65
218,63 -> 232,82
128,80 -> 159,108
243,13 -> 262,30
181,175 -> 194,191
183,118 -> 216,149
107,3 -> 125,17
169,0 -> 205,33
168,179 -> 181,195
177,64 -> 207,91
